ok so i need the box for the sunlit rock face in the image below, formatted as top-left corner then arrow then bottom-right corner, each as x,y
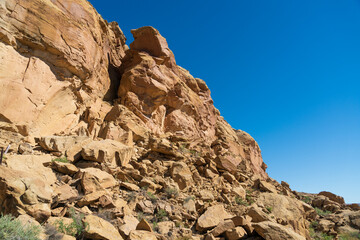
0,1 -> 267,179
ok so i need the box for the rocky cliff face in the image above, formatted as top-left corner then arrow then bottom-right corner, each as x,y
0,1 -> 358,240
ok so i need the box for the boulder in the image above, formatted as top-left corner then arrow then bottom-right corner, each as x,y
81,139 -> 134,167
52,161 -> 79,175
79,168 -> 117,194
319,191 -> 345,205
210,220 -> 235,237
253,221 -> 306,240
119,215 -> 139,237
5,155 -> 56,186
128,230 -> 157,240
170,162 -> 193,190
196,205 -> 233,231
225,227 -> 248,240
136,218 -> 153,232
83,215 -> 123,240
39,136 -> 89,154
0,166 -> 52,222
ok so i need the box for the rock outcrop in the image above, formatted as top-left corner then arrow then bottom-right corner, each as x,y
0,1 -> 358,240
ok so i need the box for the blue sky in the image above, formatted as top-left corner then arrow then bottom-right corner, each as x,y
89,0 -> 360,203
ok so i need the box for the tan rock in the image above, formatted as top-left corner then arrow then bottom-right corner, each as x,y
119,215 -> 139,238
225,226 -> 248,240
128,230 -> 157,240
136,218 -> 153,232
79,168 -> 117,194
196,205 -> 233,231
81,139 -> 134,167
83,215 -> 123,240
120,182 -> 140,191
199,190 -> 215,201
232,186 -> 246,200
5,155 -> 56,186
170,162 -> 193,190
39,136 -> 89,153
0,166 -> 52,222
52,161 -> 79,175
54,184 -> 78,204
77,191 -> 109,207
210,220 -> 235,237
319,191 -> 345,205
183,199 -> 196,213
247,206 -> 269,223
253,221 -> 306,240
157,221 -> 175,235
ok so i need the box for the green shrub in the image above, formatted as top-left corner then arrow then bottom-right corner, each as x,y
235,196 -> 248,206
147,192 -> 158,203
52,157 -> 69,163
315,207 -> 331,217
302,196 -> 312,204
165,187 -> 179,199
266,206 -> 273,213
155,209 -> 167,222
0,214 -> 41,240
55,208 -> 88,238
339,232 -> 360,240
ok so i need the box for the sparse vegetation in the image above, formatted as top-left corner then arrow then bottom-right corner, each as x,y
339,232 -> 360,240
52,157 -> 69,163
266,206 -> 273,213
235,196 -> 248,206
309,226 -> 334,240
147,191 -> 158,203
184,195 -> 195,203
54,208 -> 88,238
155,209 -> 168,222
302,196 -> 312,204
126,192 -> 136,203
165,187 -> 179,198
315,207 -> 331,217
0,214 -> 41,240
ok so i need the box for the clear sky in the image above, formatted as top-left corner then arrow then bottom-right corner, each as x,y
89,0 -> 360,203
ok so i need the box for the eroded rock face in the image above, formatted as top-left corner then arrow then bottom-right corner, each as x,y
0,0 -> 127,138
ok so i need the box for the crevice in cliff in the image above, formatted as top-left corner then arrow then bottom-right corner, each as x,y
103,54 -> 122,102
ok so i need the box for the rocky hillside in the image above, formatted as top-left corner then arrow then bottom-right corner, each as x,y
0,0 -> 359,240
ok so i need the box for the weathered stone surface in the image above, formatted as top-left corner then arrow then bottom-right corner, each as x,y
0,166 -> 52,222
79,168 -> 117,194
210,220 -> 235,237
319,191 -> 345,205
196,205 -> 233,231
81,139 -> 134,167
128,230 -> 157,240
5,155 -> 56,186
119,215 -> 140,237
83,215 -> 123,240
39,136 -> 89,153
52,161 -> 79,175
170,162 -> 193,190
253,221 -> 306,240
225,226 -> 247,240
136,218 -> 153,232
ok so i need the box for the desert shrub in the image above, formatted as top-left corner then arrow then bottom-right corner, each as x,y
147,191 -> 158,203
266,206 -> 273,213
184,196 -> 195,203
235,196 -> 248,206
165,187 -> 179,199
315,207 -> 331,217
0,214 -> 41,240
52,157 -> 69,163
155,209 -> 167,222
339,232 -> 360,240
302,196 -> 312,204
54,208 -> 88,238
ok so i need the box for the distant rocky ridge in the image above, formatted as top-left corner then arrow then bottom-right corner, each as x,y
0,0 -> 359,240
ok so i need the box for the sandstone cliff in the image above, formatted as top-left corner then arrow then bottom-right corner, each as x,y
0,1 -> 358,240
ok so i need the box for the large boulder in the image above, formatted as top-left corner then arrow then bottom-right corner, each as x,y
253,221 -> 306,240
196,205 -> 233,231
83,215 -> 123,240
81,139 -> 134,167
0,166 -> 52,222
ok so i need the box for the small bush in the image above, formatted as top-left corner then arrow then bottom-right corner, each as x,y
165,187 -> 179,199
266,206 -> 273,213
184,196 -> 195,203
126,192 -> 136,203
0,214 -> 41,240
315,207 -> 331,217
54,208 -> 88,238
339,232 -> 360,240
155,209 -> 167,222
302,196 -> 312,204
147,192 -> 158,203
52,157 -> 69,163
235,196 -> 248,206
